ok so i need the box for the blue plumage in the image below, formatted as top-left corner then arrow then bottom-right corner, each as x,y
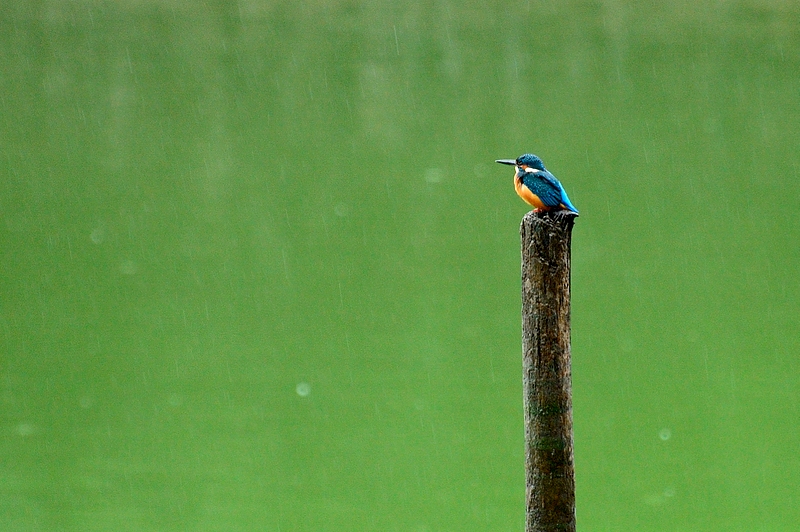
496,154 -> 579,214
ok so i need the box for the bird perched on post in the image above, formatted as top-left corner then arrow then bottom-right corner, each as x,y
496,154 -> 579,214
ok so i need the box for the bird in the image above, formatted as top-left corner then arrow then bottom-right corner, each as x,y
495,154 -> 579,214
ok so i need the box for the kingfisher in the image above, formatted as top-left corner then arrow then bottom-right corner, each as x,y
496,154 -> 579,214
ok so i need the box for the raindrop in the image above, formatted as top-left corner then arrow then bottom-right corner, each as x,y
659,428 -> 671,441
119,259 -> 137,275
79,396 -> 94,409
472,163 -> 488,178
616,332 -> 635,353
663,488 -> 676,498
168,393 -> 184,407
15,423 -> 36,437
424,168 -> 443,183
90,226 -> 105,244
334,203 -> 349,217
643,493 -> 665,506
296,382 -> 311,397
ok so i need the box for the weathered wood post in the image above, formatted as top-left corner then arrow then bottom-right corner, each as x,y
520,210 -> 577,532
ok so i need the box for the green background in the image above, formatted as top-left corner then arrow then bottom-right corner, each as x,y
2,1 -> 799,530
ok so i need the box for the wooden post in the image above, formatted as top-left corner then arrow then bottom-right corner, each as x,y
520,210 -> 577,532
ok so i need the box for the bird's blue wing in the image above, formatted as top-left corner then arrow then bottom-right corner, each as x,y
520,170 -> 563,208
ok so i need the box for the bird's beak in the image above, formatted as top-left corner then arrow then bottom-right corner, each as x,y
495,159 -> 517,166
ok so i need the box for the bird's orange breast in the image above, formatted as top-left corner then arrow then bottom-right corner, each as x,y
514,177 -> 547,210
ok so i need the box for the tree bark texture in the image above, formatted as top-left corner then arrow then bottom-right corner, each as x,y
520,210 -> 577,532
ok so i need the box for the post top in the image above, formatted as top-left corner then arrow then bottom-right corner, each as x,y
521,210 -> 578,235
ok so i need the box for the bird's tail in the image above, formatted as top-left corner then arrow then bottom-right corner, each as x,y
560,190 -> 579,214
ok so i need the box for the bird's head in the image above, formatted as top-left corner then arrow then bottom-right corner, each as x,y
515,154 -> 545,170
495,153 -> 546,176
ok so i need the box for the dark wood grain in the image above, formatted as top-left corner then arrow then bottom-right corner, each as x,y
520,210 -> 577,532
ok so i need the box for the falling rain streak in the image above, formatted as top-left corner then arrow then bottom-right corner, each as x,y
0,2 -> 797,532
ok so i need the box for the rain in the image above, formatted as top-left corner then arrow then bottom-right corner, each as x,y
1,1 -> 799,531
